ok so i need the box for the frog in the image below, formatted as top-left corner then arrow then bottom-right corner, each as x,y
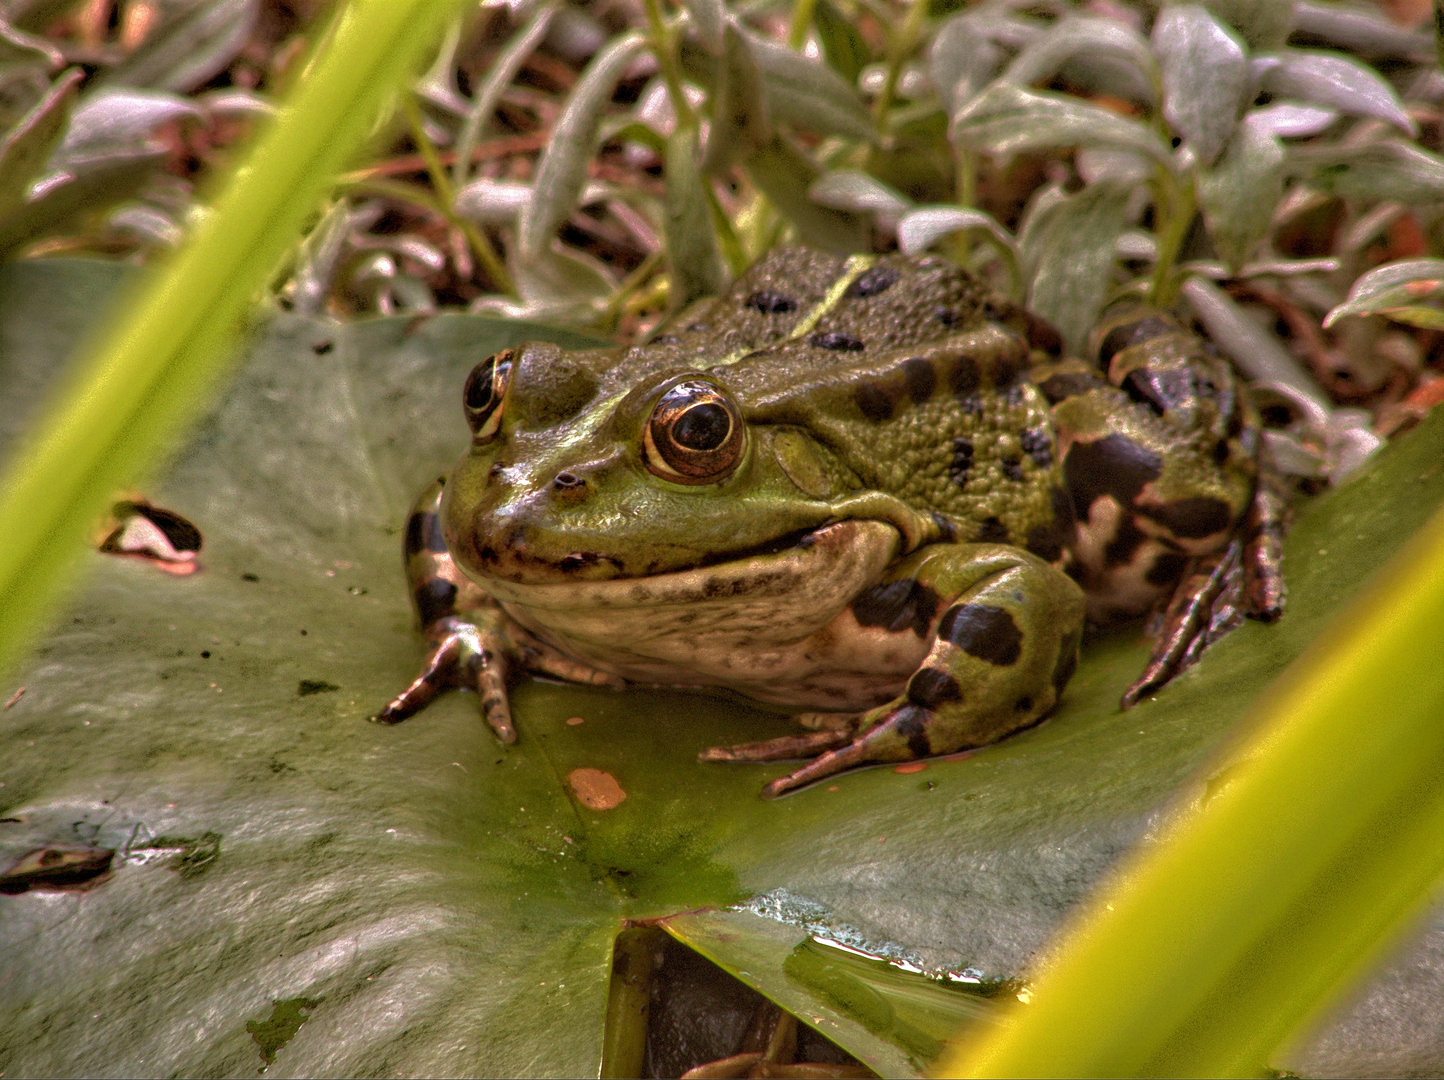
375,248 -> 1283,797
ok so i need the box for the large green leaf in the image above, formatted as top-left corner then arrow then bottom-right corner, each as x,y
5,259 -> 1444,1077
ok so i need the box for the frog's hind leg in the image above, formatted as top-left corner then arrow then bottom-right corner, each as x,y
758,544 -> 1085,798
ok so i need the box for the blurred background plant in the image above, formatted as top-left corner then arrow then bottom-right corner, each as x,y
2,0 -> 1443,492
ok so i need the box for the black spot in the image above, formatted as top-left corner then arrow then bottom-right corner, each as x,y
1002,457 -> 1025,482
852,579 -> 941,636
414,578 -> 458,626
893,705 -> 933,758
976,517 -> 1010,544
1036,371 -> 1106,404
810,331 -> 865,352
931,511 -> 958,543
934,307 -> 960,328
1014,695 -> 1033,712
1064,435 -> 1163,520
312,340 -> 334,355
1020,428 -> 1053,468
854,382 -> 895,422
1025,522 -> 1066,563
298,680 -> 340,696
1146,551 -> 1189,586
1139,497 -> 1232,540
938,604 -> 1023,666
846,266 -> 899,298
746,290 -> 798,314
1052,631 -> 1081,695
902,358 -> 936,404
1023,314 -> 1063,356
405,510 -> 448,556
1051,485 -> 1075,528
652,334 -> 681,345
241,572 -> 259,582
200,650 -> 211,659
950,356 -> 980,398
908,667 -> 963,708
1097,315 -> 1175,367
1122,368 -> 1195,416
674,402 -> 731,449
949,438 -> 973,487
559,552 -> 602,572
1213,439 -> 1231,464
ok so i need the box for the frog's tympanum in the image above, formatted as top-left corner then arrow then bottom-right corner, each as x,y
376,249 -> 1284,797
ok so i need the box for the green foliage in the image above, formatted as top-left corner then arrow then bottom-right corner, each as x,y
5,259 -> 1444,1076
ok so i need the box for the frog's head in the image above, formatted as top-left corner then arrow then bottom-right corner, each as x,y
442,342 -> 845,583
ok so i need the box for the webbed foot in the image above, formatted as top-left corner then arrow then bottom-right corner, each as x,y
373,615 -> 515,742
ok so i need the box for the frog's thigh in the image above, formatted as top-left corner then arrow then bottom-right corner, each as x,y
766,545 -> 1084,796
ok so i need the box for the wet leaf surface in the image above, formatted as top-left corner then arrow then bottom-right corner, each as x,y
4,259 -> 1444,1076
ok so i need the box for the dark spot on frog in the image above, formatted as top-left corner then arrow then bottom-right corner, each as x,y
1146,551 -> 1189,586
1105,517 -> 1148,566
1014,695 -> 1032,712
1036,371 -> 1106,404
1052,630 -> 1081,694
1064,434 -> 1162,520
1139,497 -> 1232,540
949,438 -> 973,487
809,331 -> 865,352
939,603 -> 1023,665
405,508 -> 448,556
950,356 -> 980,398
1123,367 -> 1194,416
930,511 -> 958,543
1025,522 -> 1065,563
893,705 -> 933,757
312,339 -> 334,355
1097,314 -> 1175,367
1001,457 -> 1024,482
976,517 -> 1010,544
0,846 -> 114,894
298,679 -> 340,696
908,667 -> 962,708
414,578 -> 458,626
854,381 -> 895,422
1020,428 -> 1053,468
902,357 -> 936,403
746,290 -> 798,314
652,334 -> 681,344
934,306 -> 960,328
845,266 -> 898,298
559,551 -> 602,572
852,578 -> 941,636
1213,438 -> 1231,464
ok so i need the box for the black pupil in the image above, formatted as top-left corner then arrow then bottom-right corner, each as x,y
672,402 -> 731,451
466,361 -> 496,411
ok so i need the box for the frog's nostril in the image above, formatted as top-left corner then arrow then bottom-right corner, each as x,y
553,472 -> 585,490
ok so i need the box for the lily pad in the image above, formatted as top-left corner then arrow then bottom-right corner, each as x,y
3,258 -> 1444,1077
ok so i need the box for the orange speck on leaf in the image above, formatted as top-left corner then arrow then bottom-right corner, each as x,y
565,716 -> 585,726
568,768 -> 626,810
894,761 -> 927,774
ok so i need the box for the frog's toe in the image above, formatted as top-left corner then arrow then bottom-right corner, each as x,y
699,728 -> 856,764
761,707 -> 926,798
1123,539 -> 1245,709
374,616 -> 516,743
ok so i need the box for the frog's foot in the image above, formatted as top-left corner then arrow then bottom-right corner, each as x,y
508,624 -> 628,689
373,616 -> 516,743
699,727 -> 858,764
1243,472 -> 1288,622
1121,540 -> 1244,710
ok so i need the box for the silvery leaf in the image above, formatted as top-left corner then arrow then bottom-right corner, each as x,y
1198,120 -> 1284,272
0,67 -> 78,222
108,203 -> 182,247
97,0 -> 258,93
1024,180 -> 1131,356
741,134 -> 867,253
197,88 -> 273,117
897,205 -> 1015,258
54,88 -> 203,168
1292,140 -> 1444,204
1002,15 -> 1157,99
0,18 -> 61,71
1256,50 -> 1416,136
289,200 -> 353,317
1076,147 -> 1151,185
1245,102 -> 1337,138
665,122 -> 726,307
701,23 -> 770,173
518,31 -> 646,263
809,170 -> 910,217
1202,0 -> 1297,50
951,82 -> 1170,163
456,178 -> 608,225
928,11 -> 1031,112
1153,4 -> 1249,166
513,241 -> 616,321
1057,52 -> 1156,108
1292,1 -> 1433,62
744,31 -> 875,143
1323,258 -> 1444,328
0,146 -> 160,255
1116,230 -> 1158,261
680,0 -> 726,56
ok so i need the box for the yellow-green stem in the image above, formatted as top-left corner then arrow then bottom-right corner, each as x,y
1148,167 -> 1195,307
787,0 -> 819,49
871,0 -> 926,131
643,0 -> 694,128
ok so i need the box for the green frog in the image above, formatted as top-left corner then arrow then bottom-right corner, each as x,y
376,248 -> 1281,797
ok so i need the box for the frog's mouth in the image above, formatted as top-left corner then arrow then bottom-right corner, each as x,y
478,519 -> 900,629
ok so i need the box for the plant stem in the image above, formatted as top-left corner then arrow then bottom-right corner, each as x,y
787,0 -> 818,49
1148,167 -> 1196,308
402,94 -> 515,297
643,0 -> 694,128
871,0 -> 926,132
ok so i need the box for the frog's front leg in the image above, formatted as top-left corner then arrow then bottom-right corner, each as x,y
706,544 -> 1086,797
374,478 -> 622,739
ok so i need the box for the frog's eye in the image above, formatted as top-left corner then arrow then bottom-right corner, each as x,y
463,349 -> 514,441
644,380 -> 745,485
